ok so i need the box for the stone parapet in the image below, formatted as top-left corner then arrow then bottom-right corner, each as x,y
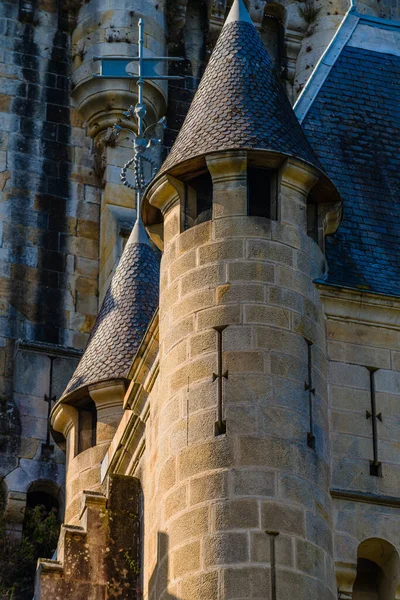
51,380 -> 126,523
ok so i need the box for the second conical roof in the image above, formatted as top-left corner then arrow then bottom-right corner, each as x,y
159,0 -> 321,176
62,220 -> 159,400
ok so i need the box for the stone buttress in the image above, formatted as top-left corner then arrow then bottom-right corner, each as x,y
142,1 -> 342,598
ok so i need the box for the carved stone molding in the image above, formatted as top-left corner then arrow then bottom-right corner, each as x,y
167,0 -> 189,44
285,29 -> 305,84
248,0 -> 267,27
207,0 -> 228,47
336,562 -> 357,598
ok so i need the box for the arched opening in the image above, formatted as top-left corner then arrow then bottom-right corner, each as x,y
353,538 -> 400,600
4,481 -> 62,599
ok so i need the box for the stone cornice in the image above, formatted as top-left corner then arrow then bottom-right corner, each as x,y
16,339 -> 83,359
100,310 -> 160,483
331,488 -> 400,509
318,283 -> 400,330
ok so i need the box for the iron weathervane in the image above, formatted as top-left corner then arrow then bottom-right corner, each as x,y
93,18 -> 185,220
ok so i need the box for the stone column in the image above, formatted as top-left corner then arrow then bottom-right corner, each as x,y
146,150 -> 336,599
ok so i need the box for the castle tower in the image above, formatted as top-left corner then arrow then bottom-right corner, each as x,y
51,216 -> 159,525
71,0 -> 168,301
142,0 -> 342,597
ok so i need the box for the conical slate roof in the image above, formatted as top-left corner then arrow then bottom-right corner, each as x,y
63,219 -> 159,398
159,0 -> 321,176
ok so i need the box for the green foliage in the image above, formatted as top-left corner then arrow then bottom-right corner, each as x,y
124,551 -> 140,576
0,505 -> 60,600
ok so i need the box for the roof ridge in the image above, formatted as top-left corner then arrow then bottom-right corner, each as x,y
294,9 -> 359,123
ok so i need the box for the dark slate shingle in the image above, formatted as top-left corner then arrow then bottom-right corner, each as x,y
302,46 -> 400,296
159,14 -> 322,176
63,238 -> 159,396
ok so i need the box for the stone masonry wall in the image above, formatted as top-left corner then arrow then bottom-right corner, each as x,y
0,0 -> 102,533
322,289 -> 400,593
141,154 -> 337,600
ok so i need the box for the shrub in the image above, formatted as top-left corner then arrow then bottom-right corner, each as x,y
0,505 -> 59,600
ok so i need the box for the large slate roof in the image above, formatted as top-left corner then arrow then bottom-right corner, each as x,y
302,43 -> 400,296
63,221 -> 159,398
159,0 -> 322,177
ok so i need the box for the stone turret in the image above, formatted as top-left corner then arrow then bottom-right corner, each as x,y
50,217 -> 159,524
71,0 -> 167,138
142,0 -> 341,597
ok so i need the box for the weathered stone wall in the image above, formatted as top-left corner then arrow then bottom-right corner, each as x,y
321,288 -> 400,594
140,152 -> 337,599
0,0 -> 102,535
36,475 -> 142,600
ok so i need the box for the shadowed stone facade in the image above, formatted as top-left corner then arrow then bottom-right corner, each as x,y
0,0 -> 399,598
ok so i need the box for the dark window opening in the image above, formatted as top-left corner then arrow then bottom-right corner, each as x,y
353,558 -> 383,599
120,227 -> 131,251
307,203 -> 318,242
247,167 -> 276,219
78,399 -> 97,454
184,171 -> 213,230
27,490 -> 59,515
0,481 -> 6,515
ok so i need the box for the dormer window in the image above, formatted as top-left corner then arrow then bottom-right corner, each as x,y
247,167 -> 277,219
184,171 -> 213,230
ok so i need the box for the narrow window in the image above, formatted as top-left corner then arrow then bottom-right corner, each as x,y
78,399 -> 97,454
307,202 -> 318,242
184,171 -> 213,230
260,13 -> 285,75
247,167 -> 276,219
120,227 -> 131,251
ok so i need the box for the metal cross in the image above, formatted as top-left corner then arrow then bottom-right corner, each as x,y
213,325 -> 229,435
266,531 -> 279,600
366,368 -> 382,477
93,19 -> 185,222
43,356 -> 56,446
304,339 -> 316,449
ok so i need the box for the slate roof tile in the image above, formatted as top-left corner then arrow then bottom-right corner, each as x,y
303,46 -> 400,296
159,8 -> 321,177
63,238 -> 159,397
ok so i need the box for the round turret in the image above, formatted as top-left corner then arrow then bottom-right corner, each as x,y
51,219 -> 159,523
140,1 -> 342,598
